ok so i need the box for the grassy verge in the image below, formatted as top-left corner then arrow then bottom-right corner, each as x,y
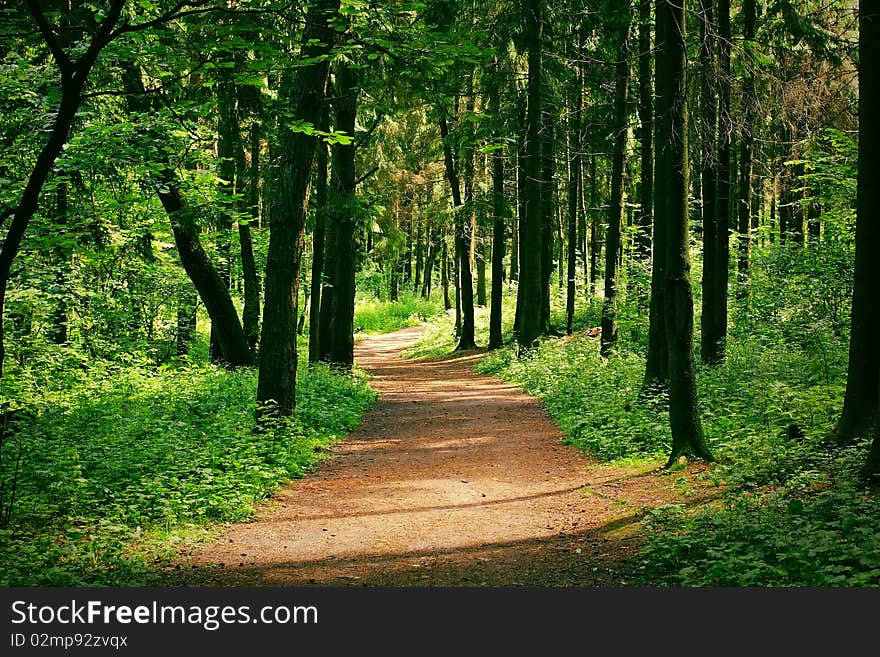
0,360 -> 376,586
352,291 -> 444,335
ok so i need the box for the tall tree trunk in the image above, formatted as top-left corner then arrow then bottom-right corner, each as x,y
511,97 -> 523,284
714,0 -> 732,361
539,111 -> 555,335
588,154 -> 599,297
778,127 -> 795,245
308,115 -> 329,365
422,226 -> 438,299
257,0 -> 340,417
476,242 -> 487,307
458,155 -> 477,348
461,81 -> 478,348
736,0 -> 757,290
239,120 -> 261,352
404,213 -> 413,284
635,0 -> 654,258
514,93 -> 527,334
413,221 -> 423,294
566,43 -> 583,336
644,0 -> 670,390
835,2 -> 880,478
163,186 -> 254,367
212,79 -> 239,363
557,206 -> 565,290
601,7 -> 631,357
441,234 -> 452,311
328,61 -> 358,369
658,0 -> 712,464
440,110 -> 476,350
517,0 -> 544,350
699,0 -> 723,364
580,157 -> 589,296
318,207 -> 338,363
489,58 -> 506,350
439,116 -> 464,338
454,234 -> 462,336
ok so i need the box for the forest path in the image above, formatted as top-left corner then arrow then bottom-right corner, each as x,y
175,326 -> 707,586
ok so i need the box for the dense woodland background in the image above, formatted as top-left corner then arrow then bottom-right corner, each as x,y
1,0 -> 879,586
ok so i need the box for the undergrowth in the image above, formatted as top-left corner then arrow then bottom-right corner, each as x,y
352,291 -> 443,334
0,360 -> 376,585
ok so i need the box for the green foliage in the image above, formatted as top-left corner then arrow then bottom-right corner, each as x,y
477,334 -> 670,460
797,128 -> 857,243
739,242 -> 854,341
0,360 -> 376,585
465,318 -> 874,586
353,290 -> 443,334
639,447 -> 880,586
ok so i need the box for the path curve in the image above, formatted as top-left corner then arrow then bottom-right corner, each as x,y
177,326 -> 704,586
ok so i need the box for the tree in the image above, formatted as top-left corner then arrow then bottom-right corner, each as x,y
257,0 -> 341,417
517,0 -> 545,351
736,0 -> 759,289
121,63 -> 253,368
439,103 -> 477,351
714,0 -> 733,360
834,1 -> 880,477
488,58 -> 507,350
635,0 -> 654,257
308,109 -> 330,366
600,3 -> 632,357
326,59 -> 359,369
656,0 -> 712,464
699,0 -> 724,365
643,0 -> 670,390
565,25 -> 584,336
0,1 -> 147,375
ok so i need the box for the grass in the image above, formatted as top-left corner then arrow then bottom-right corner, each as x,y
353,291 -> 444,335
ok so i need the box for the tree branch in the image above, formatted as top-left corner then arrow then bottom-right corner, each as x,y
354,114 -> 383,150
23,0 -> 72,76
108,1 -> 214,40
355,165 -> 379,187
76,0 -> 128,77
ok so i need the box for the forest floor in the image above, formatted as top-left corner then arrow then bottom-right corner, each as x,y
169,326 -> 716,586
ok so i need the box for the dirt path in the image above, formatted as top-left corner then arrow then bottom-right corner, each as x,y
175,326 -> 710,586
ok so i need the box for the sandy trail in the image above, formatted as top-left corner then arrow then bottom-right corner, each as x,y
177,326 -> 707,586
